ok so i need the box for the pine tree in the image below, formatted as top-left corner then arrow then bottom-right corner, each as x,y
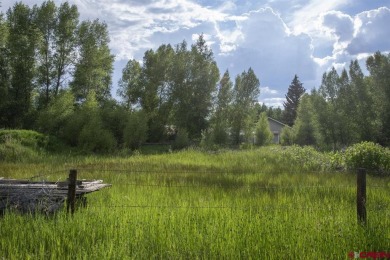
283,75 -> 305,126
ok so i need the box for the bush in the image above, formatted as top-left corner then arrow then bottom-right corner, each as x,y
172,129 -> 189,151
0,129 -> 48,149
254,112 -> 273,146
0,139 -> 39,162
78,117 -> 117,153
280,127 -> 294,146
344,142 -> 390,175
123,111 -> 148,150
280,145 -> 329,171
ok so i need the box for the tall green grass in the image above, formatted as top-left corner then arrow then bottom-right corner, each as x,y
1,147 -> 389,259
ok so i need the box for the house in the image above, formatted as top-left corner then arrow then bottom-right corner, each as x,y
267,117 -> 289,144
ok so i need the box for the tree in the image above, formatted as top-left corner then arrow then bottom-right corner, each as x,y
293,94 -> 321,146
230,68 -> 260,145
118,59 -> 142,109
283,75 -> 305,126
171,36 -> 220,139
366,52 -> 390,145
349,60 -> 377,141
33,1 -> 57,108
53,2 -> 79,97
36,90 -> 75,136
5,3 -> 40,128
71,19 -> 114,102
211,70 -> 233,146
123,110 -> 148,150
0,12 -> 9,126
254,112 -> 273,146
76,91 -> 116,152
141,44 -> 175,142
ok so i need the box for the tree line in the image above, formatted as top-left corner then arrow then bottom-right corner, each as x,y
281,55 -> 390,149
1,1 -> 389,152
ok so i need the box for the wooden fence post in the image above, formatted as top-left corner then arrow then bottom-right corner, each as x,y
67,169 -> 77,215
357,168 -> 367,225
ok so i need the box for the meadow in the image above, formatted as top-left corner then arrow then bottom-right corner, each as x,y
1,147 -> 389,259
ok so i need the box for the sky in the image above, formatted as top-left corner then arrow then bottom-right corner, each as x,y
1,0 -> 390,107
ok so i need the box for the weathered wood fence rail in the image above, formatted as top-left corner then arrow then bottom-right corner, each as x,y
0,170 -> 111,215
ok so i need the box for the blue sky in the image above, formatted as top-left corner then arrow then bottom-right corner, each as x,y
2,0 -> 390,107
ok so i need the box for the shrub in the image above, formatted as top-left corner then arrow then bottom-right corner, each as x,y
123,111 -> 148,150
0,129 -> 48,149
280,145 -> 329,171
344,142 -> 390,175
0,139 -> 39,162
254,112 -> 273,146
78,117 -> 117,153
172,129 -> 189,151
280,127 -> 294,146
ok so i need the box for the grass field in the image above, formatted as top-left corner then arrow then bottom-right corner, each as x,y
1,147 -> 389,259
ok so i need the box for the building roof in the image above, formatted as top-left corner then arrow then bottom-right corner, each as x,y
267,117 -> 290,128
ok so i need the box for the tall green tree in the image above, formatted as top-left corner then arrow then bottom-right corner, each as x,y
71,19 -> 114,102
293,93 -> 321,146
33,1 -> 57,108
230,68 -> 260,145
316,67 -> 341,149
118,59 -> 142,109
366,52 -> 390,145
349,60 -> 377,141
53,2 -> 79,97
283,75 -> 305,126
5,3 -> 40,128
254,112 -> 273,146
0,12 -> 9,126
141,44 -> 175,142
171,36 -> 220,139
211,70 -> 233,145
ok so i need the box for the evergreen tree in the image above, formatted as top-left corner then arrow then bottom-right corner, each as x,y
283,75 -> 305,126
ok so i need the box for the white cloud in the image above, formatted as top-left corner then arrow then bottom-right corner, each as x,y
289,0 -> 351,35
348,7 -> 390,55
261,86 -> 278,95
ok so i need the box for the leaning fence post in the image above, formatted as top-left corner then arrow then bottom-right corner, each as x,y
357,168 -> 367,226
67,169 -> 77,215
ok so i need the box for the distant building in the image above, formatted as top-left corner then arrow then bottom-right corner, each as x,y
267,117 -> 289,144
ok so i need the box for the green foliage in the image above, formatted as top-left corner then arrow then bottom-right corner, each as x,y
0,139 -> 39,162
71,19 -> 114,102
172,129 -> 190,150
254,112 -> 273,146
230,68 -> 260,145
283,75 -> 305,126
344,142 -> 390,175
0,129 -> 48,149
293,94 -> 321,146
78,117 -> 116,153
280,126 -> 294,146
278,145 -> 330,172
123,110 -> 148,150
36,90 -> 75,135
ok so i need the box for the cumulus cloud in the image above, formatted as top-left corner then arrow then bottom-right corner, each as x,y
348,7 -> 390,54
216,8 -> 317,99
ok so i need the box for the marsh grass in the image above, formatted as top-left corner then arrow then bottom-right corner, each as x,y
1,147 -> 389,259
